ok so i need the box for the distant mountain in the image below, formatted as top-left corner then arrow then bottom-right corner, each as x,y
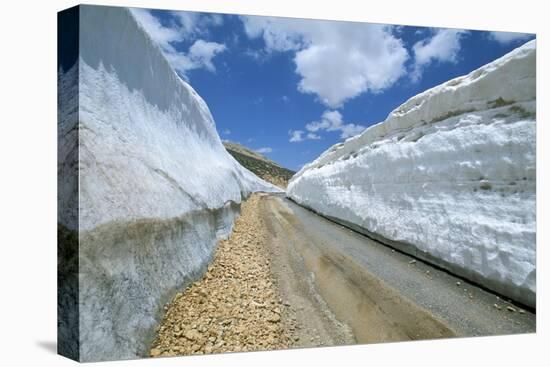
223,141 -> 295,189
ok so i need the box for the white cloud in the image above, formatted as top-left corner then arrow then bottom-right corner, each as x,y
188,40 -> 226,72
289,130 -> 305,142
305,110 -> 365,139
130,9 -> 226,76
171,11 -> 224,37
161,39 -> 226,75
207,14 -> 224,27
241,16 -> 409,108
306,110 -> 341,132
291,110 -> 365,142
282,95 -> 289,102
488,31 -> 531,45
222,128 -> 231,135
412,28 -> 468,81
171,11 -> 199,36
242,17 -> 305,52
305,119 -> 330,132
306,132 -> 321,140
288,129 -> 322,143
131,8 -> 183,49
255,147 -> 273,154
243,48 -> 270,62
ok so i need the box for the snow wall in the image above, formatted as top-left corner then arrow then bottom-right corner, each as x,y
58,5 -> 280,362
287,41 -> 536,308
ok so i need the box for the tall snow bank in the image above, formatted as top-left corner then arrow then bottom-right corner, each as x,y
288,40 -> 536,308
58,5 -> 279,362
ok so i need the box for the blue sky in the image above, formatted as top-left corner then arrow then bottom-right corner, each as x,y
131,8 -> 535,171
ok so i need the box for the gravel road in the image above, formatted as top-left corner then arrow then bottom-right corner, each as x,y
150,193 -> 535,357
260,193 -> 535,341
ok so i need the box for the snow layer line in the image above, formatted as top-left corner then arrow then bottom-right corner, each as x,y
287,40 -> 536,308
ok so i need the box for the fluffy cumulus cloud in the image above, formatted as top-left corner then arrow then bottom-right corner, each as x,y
131,8 -> 183,48
306,132 -> 322,140
289,130 -> 305,143
290,110 -> 365,142
242,16 -> 305,52
288,130 -> 321,142
488,31 -> 532,45
131,8 -> 226,76
188,40 -> 227,72
242,16 -> 409,108
170,11 -> 224,38
307,110 -> 365,138
411,28 -> 468,81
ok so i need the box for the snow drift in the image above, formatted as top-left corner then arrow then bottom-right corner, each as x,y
58,5 -> 280,362
288,41 -> 536,308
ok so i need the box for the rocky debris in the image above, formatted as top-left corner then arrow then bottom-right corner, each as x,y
267,312 -> 281,323
150,195 -> 297,357
184,329 -> 201,341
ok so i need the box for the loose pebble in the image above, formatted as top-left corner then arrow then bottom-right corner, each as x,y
149,195 -> 296,357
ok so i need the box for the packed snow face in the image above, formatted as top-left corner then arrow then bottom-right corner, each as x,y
58,5 -> 280,362
288,40 -> 536,308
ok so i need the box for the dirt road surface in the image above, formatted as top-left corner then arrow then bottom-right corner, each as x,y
151,193 -> 535,357
260,193 -> 535,341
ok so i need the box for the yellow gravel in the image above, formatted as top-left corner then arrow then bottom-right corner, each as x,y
150,194 -> 297,357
